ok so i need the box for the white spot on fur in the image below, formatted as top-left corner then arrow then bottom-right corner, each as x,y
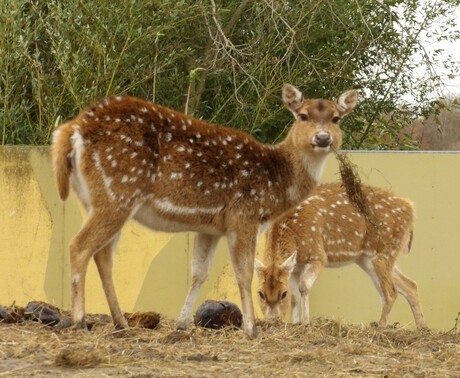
170,172 -> 182,180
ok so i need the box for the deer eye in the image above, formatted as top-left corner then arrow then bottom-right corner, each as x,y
258,291 -> 266,301
280,291 -> 288,300
298,113 -> 309,122
332,116 -> 341,123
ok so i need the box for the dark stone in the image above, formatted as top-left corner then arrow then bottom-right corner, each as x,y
55,318 -> 73,330
0,306 -> 8,321
0,304 -> 25,323
194,300 -> 242,330
24,301 -> 61,325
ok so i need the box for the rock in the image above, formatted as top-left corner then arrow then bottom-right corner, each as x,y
24,301 -> 61,325
194,300 -> 242,330
55,347 -> 107,367
55,318 -> 73,330
0,304 -> 25,323
0,306 -> 8,321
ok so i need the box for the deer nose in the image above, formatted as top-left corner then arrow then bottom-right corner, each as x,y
314,133 -> 332,147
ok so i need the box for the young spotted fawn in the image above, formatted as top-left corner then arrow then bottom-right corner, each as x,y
256,182 -> 426,329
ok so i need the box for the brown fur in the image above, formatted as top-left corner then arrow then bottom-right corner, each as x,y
51,86 -> 358,337
52,122 -> 74,200
256,183 -> 426,329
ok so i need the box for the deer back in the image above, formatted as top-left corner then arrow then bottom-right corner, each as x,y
53,87 -> 357,234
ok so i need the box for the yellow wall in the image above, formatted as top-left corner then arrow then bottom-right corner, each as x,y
1,147 -> 459,330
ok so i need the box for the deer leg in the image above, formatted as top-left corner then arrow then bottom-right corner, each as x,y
227,227 -> 258,338
93,232 -> 128,329
177,233 -> 221,330
69,210 -> 130,329
392,266 -> 427,329
299,262 -> 323,324
289,269 -> 302,324
357,257 -> 397,327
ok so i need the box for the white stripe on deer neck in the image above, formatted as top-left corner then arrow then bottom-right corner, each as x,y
302,152 -> 329,182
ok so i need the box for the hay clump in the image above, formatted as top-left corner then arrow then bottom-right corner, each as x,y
55,347 -> 107,367
125,311 -> 161,329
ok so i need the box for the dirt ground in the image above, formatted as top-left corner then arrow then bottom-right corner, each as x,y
1,314 -> 459,378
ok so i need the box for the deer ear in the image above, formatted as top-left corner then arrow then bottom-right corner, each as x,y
254,258 -> 265,273
280,251 -> 297,273
337,90 -> 358,116
282,84 -> 304,115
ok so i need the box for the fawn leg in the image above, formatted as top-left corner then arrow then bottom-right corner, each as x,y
289,269 -> 302,324
357,257 -> 397,327
299,262 -> 323,324
177,233 -> 221,330
392,266 -> 427,328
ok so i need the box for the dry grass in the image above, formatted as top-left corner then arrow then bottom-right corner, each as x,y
1,315 -> 459,377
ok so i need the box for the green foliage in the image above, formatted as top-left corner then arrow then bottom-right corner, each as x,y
1,0 -> 459,148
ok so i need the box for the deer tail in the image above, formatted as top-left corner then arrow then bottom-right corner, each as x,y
404,202 -> 416,254
51,122 -> 75,200
405,229 -> 414,254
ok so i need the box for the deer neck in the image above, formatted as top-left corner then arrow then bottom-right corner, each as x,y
273,139 -> 329,207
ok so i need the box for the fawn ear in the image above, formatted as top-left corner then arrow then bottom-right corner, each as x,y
280,251 -> 297,273
337,90 -> 358,116
254,258 -> 265,273
282,84 -> 304,115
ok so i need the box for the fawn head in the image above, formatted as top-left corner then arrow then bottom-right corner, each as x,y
254,252 -> 297,321
282,84 -> 358,155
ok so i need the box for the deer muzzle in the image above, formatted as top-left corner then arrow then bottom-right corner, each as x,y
313,132 -> 333,148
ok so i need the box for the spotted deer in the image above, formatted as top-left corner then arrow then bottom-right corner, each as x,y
51,85 -> 358,337
256,182 -> 426,329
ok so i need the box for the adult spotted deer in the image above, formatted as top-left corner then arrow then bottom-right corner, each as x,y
255,182 -> 426,329
52,85 -> 358,337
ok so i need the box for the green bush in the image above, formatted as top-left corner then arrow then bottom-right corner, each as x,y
0,0 -> 458,148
